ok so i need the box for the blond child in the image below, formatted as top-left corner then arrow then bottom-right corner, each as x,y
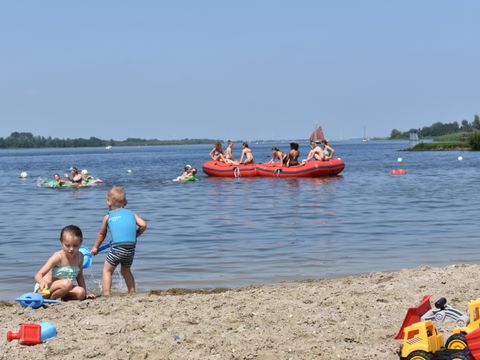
91,186 -> 147,296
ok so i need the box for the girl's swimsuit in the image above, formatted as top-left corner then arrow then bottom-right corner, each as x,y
52,252 -> 80,280
52,265 -> 80,280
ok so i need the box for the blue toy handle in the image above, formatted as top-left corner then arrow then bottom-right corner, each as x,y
42,299 -> 61,304
98,243 -> 110,253
80,243 -> 110,269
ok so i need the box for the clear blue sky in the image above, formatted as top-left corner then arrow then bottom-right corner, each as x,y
1,1 -> 479,141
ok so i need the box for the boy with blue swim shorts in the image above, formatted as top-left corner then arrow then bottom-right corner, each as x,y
91,186 -> 147,296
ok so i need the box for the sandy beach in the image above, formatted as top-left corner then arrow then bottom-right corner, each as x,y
2,264 -> 480,360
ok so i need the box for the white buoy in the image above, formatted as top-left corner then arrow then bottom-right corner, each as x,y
397,157 -> 403,163
19,171 -> 28,178
127,169 -> 132,173
458,156 -> 463,161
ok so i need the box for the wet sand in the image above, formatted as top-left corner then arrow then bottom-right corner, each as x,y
2,264 -> 480,360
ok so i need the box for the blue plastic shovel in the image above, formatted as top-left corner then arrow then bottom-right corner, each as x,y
79,243 -> 110,269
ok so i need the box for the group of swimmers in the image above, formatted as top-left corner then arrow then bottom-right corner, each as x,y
175,164 -> 198,181
49,167 -> 104,187
209,140 -> 335,167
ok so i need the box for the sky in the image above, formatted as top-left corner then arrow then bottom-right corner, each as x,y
1,1 -> 480,141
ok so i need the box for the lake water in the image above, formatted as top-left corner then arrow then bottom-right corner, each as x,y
0,141 -> 478,299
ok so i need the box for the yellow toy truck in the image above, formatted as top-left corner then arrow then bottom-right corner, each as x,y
400,320 -> 445,359
399,320 -> 480,359
446,298 -> 480,350
397,297 -> 480,360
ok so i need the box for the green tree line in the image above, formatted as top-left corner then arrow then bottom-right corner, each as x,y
390,115 -> 480,139
0,132 -> 219,149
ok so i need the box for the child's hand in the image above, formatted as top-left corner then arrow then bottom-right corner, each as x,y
90,247 -> 98,256
39,280 -> 48,291
85,293 -> 96,299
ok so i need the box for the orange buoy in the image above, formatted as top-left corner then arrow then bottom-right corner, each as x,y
391,169 -> 407,175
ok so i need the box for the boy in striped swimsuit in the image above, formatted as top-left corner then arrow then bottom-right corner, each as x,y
91,186 -> 147,296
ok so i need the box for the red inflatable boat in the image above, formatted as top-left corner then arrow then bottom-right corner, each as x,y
255,159 -> 345,178
202,160 -> 257,177
202,159 -> 345,178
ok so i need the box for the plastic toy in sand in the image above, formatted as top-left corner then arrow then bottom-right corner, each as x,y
79,243 -> 111,269
6,322 -> 57,345
396,295 -> 480,359
421,297 -> 469,328
398,320 -> 480,360
16,292 -> 61,309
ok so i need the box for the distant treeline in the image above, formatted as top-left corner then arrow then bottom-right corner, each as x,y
0,132 -> 219,149
390,115 -> 480,139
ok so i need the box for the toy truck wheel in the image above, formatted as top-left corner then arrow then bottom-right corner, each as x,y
450,352 -> 472,360
446,334 -> 468,350
406,350 -> 434,360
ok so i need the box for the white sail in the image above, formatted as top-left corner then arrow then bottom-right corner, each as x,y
409,132 -> 419,148
362,127 -> 369,142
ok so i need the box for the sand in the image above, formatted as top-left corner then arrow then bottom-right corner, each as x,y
2,264 -> 480,360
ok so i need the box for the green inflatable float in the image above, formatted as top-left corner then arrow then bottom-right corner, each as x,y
39,179 -> 103,188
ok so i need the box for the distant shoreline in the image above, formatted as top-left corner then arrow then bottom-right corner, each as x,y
0,131 -> 222,149
408,142 -> 471,151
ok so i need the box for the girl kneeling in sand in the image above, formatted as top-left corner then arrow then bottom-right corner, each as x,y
34,225 -> 95,300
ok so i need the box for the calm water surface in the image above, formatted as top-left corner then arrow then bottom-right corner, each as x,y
0,141 -> 478,299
